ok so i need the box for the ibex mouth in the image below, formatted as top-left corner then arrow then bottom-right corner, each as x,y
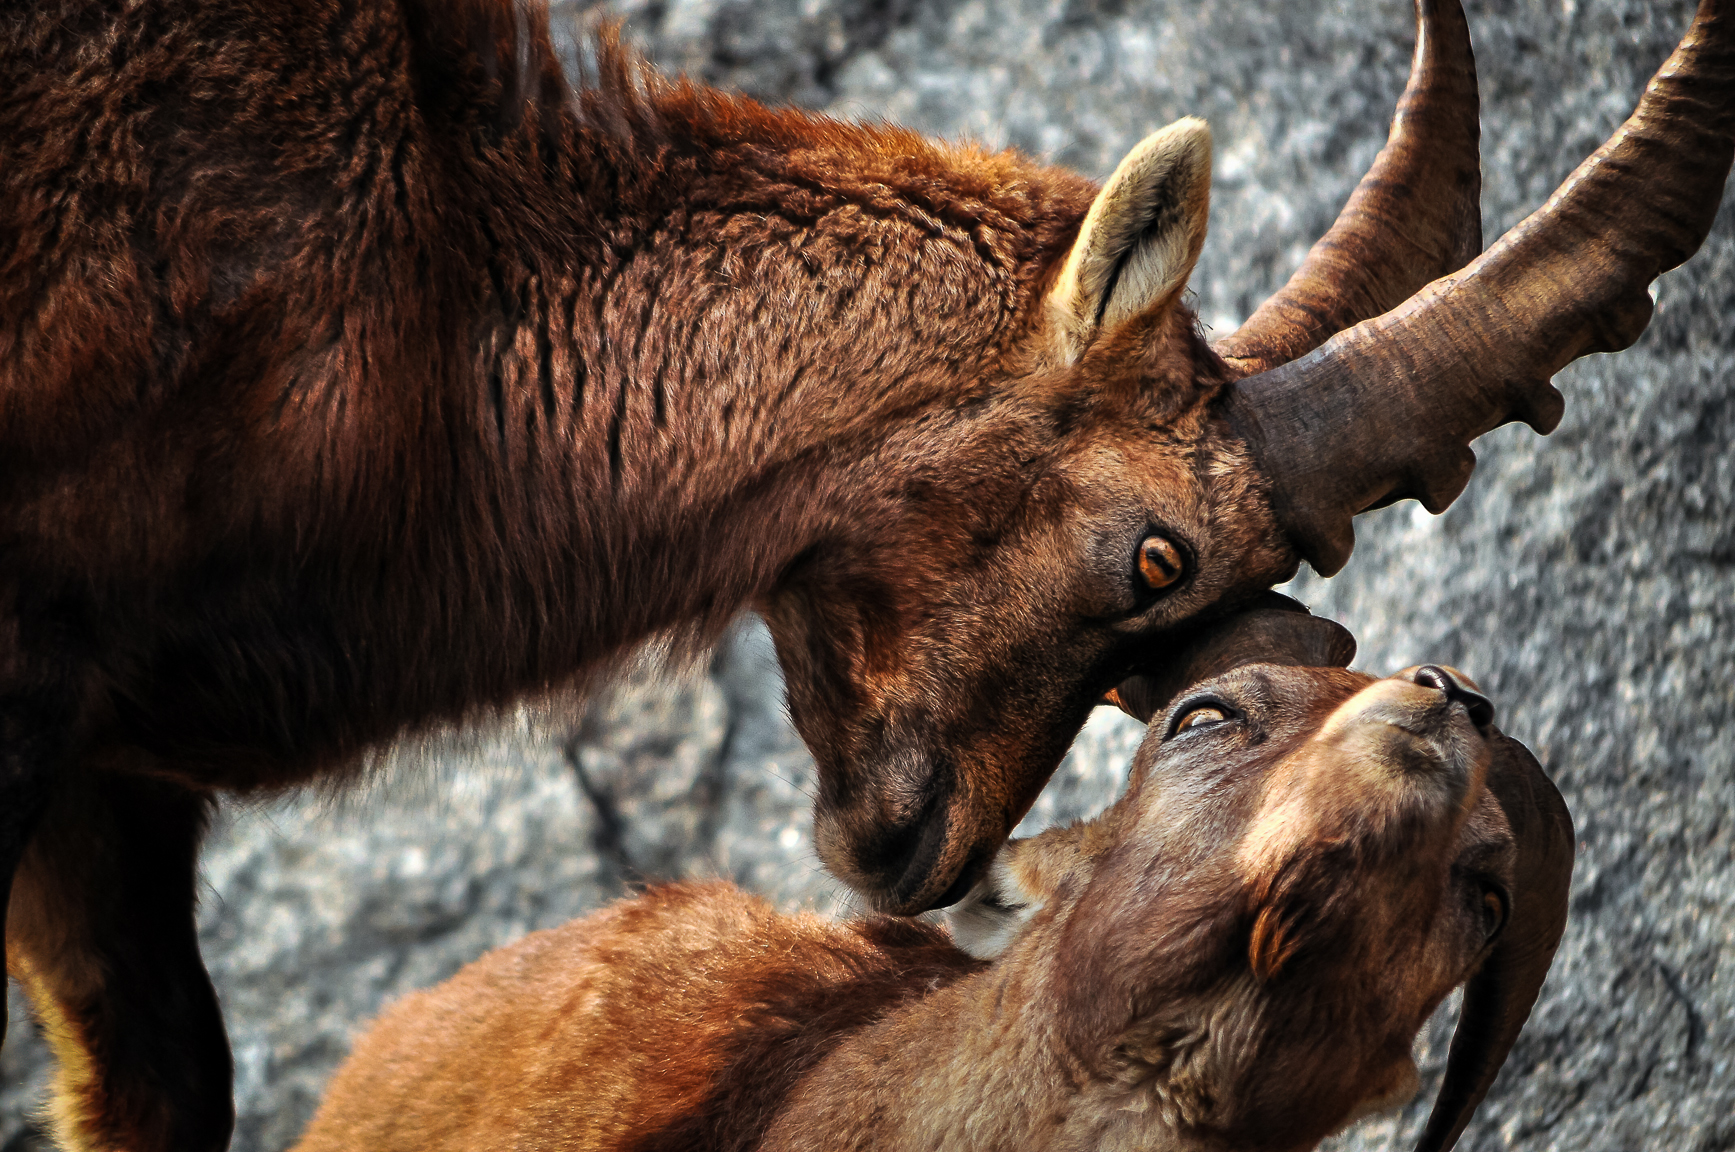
881,796 -> 956,912
917,843 -> 995,912
876,803 -> 995,914
816,754 -> 990,914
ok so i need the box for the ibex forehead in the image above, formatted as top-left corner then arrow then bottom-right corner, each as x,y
960,663 -> 1475,922
1141,663 -> 1372,757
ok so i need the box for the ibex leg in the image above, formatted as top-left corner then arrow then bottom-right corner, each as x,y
7,767 -> 232,1152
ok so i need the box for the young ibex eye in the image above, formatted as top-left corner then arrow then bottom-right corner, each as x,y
1174,706 -> 1229,733
1165,697 -> 1235,739
1136,531 -> 1186,595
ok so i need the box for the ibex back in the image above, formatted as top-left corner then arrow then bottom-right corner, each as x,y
0,0 -> 1723,1146
291,613 -> 1572,1152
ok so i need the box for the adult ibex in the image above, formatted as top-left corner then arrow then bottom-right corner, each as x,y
290,608 -> 1574,1152
0,0 -> 1723,1145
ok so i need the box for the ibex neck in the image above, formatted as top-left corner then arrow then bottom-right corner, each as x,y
480,104 -> 1083,490
765,957 -> 1201,1152
138,31 -> 1098,766
428,70 -> 1094,642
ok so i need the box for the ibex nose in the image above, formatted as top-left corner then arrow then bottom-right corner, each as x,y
1411,665 -> 1495,730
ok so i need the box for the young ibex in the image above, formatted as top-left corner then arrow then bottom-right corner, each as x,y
291,608 -> 1573,1152
0,0 -> 1715,1144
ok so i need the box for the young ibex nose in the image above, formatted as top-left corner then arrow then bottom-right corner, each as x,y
1411,665 -> 1495,730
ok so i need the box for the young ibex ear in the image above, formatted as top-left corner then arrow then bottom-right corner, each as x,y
1049,117 -> 1212,361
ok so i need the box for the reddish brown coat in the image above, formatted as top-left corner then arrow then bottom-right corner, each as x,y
298,885 -> 980,1152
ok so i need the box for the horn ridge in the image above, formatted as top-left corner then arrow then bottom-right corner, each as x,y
1228,0 -> 1735,577
1214,0 -> 1482,377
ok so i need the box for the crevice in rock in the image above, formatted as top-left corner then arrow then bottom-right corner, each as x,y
565,735 -> 643,886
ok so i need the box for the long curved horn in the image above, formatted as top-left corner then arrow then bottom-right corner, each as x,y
1214,0 -> 1481,376
1414,734 -> 1575,1152
1228,0 -> 1735,576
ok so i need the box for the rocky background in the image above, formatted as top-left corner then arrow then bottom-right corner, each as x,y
4,0 -> 1732,1148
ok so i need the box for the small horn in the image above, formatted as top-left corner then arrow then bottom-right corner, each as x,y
1215,0 -> 1481,376
1104,592 -> 1355,723
1414,734 -> 1575,1152
1229,0 -> 1735,576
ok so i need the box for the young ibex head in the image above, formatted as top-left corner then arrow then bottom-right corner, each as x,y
950,640 -> 1571,1150
293,607 -> 1572,1152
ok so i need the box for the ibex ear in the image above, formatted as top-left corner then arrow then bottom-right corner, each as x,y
1049,117 -> 1212,362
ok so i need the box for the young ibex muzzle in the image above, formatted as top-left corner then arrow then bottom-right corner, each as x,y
291,607 -> 1573,1152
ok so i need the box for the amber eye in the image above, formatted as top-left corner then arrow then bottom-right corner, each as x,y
1173,705 -> 1229,733
1137,532 -> 1186,594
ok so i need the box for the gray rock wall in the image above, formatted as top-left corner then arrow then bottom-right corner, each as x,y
4,1 -> 1732,1148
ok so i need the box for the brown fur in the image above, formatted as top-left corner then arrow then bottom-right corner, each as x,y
293,884 -> 982,1152
294,664 -> 1517,1152
0,1 -> 1316,1145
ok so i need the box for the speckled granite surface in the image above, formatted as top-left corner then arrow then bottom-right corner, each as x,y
4,2 -> 1731,1148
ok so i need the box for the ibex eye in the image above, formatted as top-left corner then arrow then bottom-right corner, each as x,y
1165,697 -> 1235,739
1136,531 -> 1186,595
1174,706 -> 1228,732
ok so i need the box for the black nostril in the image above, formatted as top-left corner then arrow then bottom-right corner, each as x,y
1415,665 -> 1495,729
1414,665 -> 1452,693
1456,689 -> 1495,730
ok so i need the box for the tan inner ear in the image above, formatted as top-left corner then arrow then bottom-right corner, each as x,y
1048,117 -> 1213,361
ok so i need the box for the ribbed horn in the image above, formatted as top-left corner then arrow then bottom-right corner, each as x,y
1214,0 -> 1481,376
1227,0 -> 1735,576
1413,734 -> 1575,1152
